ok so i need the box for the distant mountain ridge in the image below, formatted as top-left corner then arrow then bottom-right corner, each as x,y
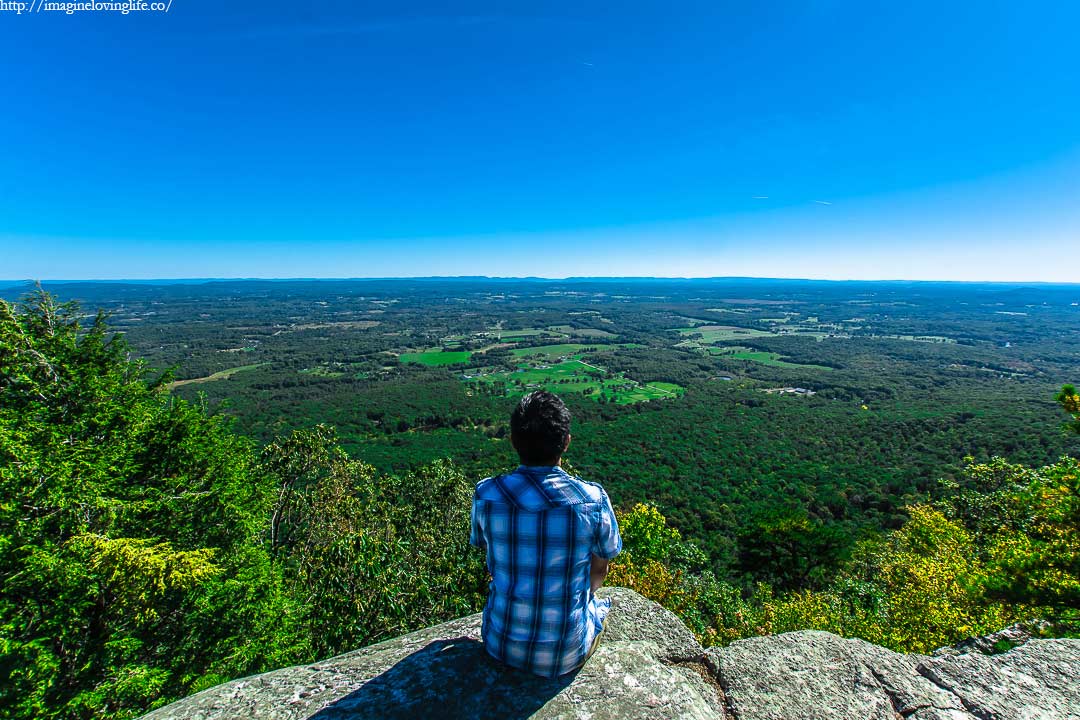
4,276 -> 1080,285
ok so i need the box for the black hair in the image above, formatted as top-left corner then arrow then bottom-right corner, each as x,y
510,391 -> 571,465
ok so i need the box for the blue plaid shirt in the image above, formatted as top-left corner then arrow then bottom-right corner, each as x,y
470,465 -> 622,678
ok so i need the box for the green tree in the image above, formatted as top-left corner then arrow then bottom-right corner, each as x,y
737,507 -> 850,590
1057,383 -> 1080,435
0,290 -> 298,719
947,457 -> 1080,614
260,427 -> 487,658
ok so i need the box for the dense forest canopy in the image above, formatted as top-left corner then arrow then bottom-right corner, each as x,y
1,280 -> 1078,719
7,278 -> 1076,577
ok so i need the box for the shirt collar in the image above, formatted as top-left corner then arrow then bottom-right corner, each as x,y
517,464 -> 566,474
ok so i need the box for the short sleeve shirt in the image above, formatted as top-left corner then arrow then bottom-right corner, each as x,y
470,465 -> 622,678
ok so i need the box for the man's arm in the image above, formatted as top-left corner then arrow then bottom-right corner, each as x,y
469,497 -> 486,549
588,487 -> 622,595
590,487 -> 622,550
590,554 -> 610,594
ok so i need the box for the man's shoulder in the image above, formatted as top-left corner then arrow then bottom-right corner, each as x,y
473,474 -> 502,501
566,475 -> 609,504
473,469 -> 608,506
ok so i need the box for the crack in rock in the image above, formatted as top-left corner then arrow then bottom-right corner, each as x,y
915,664 -> 993,720
661,654 -> 731,719
869,668 -> 915,718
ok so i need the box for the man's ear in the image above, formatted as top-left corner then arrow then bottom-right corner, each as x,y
563,434 -> 572,453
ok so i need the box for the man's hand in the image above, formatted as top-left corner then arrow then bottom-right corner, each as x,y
590,555 -> 610,594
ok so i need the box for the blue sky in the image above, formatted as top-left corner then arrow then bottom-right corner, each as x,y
1,1 -> 1078,281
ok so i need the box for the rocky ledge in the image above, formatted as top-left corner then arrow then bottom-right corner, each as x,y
144,588 -> 1080,720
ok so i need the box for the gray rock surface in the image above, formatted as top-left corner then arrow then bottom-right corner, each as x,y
707,630 -> 1080,720
916,640 -> 1080,720
141,588 -> 723,720
143,588 -> 1080,720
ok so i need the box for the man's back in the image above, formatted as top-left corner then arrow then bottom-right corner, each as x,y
471,464 -> 622,678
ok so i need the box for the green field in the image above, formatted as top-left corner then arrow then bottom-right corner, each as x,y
468,359 -> 683,404
616,381 -> 685,403
477,359 -> 601,390
510,343 -> 610,360
400,349 -> 473,366
170,363 -> 267,388
547,325 -> 618,338
676,325 -> 776,343
711,348 -> 832,371
490,328 -> 568,341
644,381 -> 683,394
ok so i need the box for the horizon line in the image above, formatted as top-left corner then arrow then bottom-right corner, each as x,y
4,275 -> 1080,287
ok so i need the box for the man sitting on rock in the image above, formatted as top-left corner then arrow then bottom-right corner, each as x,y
470,390 -> 623,678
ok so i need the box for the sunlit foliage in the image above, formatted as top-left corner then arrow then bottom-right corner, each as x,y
623,458 -> 1078,654
1058,383 -> 1080,435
